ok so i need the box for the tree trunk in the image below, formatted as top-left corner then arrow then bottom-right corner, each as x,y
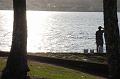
103,0 -> 120,78
1,0 -> 29,79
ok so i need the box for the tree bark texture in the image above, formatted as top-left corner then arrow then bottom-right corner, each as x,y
103,0 -> 120,78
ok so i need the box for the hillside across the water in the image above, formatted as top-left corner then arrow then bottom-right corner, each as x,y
0,0 -> 120,12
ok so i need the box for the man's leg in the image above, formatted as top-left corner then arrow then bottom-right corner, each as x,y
97,44 -> 99,53
99,44 -> 103,53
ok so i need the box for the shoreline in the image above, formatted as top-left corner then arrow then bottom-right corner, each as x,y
0,51 -> 107,64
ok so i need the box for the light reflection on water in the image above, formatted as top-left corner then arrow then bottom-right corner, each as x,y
1,10 -> 118,53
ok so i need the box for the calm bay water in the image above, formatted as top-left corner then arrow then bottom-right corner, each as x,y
0,10 -> 120,53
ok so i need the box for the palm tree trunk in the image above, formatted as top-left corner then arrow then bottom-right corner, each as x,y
1,0 -> 29,79
103,0 -> 120,78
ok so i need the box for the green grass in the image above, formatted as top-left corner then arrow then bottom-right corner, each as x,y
0,57 -> 7,71
0,57 -> 103,79
28,61 -> 99,79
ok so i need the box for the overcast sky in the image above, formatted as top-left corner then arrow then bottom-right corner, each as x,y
0,0 -> 120,11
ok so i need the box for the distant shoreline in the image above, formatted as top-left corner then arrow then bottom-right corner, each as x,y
0,9 -> 120,12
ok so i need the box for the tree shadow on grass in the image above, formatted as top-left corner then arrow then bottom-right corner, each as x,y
28,55 -> 108,78
0,51 -> 108,78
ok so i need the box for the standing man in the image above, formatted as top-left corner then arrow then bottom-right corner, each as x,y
96,26 -> 104,53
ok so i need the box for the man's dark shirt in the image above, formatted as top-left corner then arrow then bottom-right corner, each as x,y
96,30 -> 104,45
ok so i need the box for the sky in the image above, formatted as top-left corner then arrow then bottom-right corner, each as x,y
0,0 -> 120,11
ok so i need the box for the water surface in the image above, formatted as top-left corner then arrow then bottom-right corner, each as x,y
0,10 -> 119,53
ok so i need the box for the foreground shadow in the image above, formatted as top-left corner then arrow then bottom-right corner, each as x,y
0,51 -> 108,78
28,55 -> 108,78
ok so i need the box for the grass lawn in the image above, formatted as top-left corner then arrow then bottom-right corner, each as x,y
0,57 -> 105,79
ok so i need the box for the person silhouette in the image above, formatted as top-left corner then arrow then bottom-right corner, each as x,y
96,26 -> 104,53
